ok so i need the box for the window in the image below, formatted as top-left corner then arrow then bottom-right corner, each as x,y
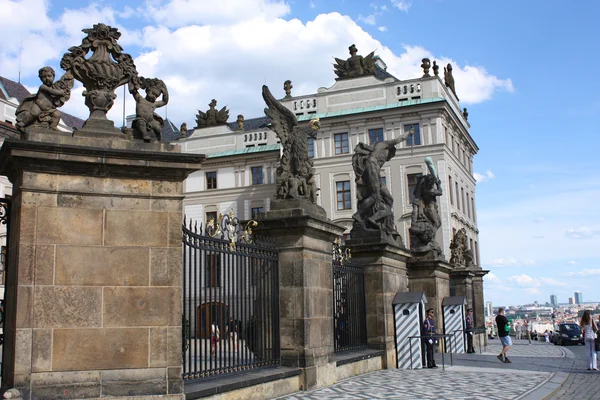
307,137 -> 315,158
336,181 -> 351,210
251,166 -> 263,185
206,171 -> 217,190
368,128 -> 383,144
1,246 -> 5,285
205,253 -> 221,288
474,241 -> 479,266
246,144 -> 255,148
466,193 -> 471,218
455,182 -> 460,210
380,176 -> 387,187
405,124 -> 421,146
461,187 -> 465,214
407,173 -> 422,204
342,233 -> 351,243
251,207 -> 264,219
334,133 -> 349,155
471,197 -> 476,223
448,176 -> 454,205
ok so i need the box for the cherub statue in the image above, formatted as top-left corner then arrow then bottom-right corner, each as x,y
16,66 -> 74,132
180,122 -> 187,139
262,85 -> 319,203
129,77 -> 169,142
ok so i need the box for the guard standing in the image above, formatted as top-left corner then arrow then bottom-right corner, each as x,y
423,308 -> 438,368
465,308 -> 475,353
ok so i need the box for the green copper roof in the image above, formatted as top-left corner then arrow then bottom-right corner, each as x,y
207,143 -> 280,158
297,97 -> 445,122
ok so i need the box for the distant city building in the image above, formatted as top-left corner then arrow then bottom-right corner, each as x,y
486,301 -> 493,318
550,294 -> 558,307
574,291 -> 582,305
568,297 -> 574,305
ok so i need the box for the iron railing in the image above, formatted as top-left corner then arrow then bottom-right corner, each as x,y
0,196 -> 11,377
332,239 -> 367,352
182,212 -> 280,379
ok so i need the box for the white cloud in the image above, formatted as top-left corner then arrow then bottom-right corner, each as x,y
568,269 -> 600,277
526,288 -> 541,295
309,1 -> 316,8
484,272 -> 501,284
378,26 -> 388,32
2,2 -> 515,127
568,261 -> 576,265
489,258 -> 536,267
508,274 -> 540,287
474,170 -> 495,183
565,226 -> 600,239
538,277 -> 568,287
391,0 -> 412,12
358,14 -> 376,25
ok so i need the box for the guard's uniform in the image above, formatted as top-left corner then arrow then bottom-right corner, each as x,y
465,312 -> 475,353
423,314 -> 437,368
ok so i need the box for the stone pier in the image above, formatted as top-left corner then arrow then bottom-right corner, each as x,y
0,133 -> 203,399
407,259 -> 452,334
255,200 -> 344,391
345,239 -> 411,369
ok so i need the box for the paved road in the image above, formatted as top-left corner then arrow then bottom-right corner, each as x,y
274,340 -> 599,400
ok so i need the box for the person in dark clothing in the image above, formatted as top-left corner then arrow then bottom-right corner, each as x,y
423,308 -> 438,368
495,308 -> 512,363
465,308 -> 475,353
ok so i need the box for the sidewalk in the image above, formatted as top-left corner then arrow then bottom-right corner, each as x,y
275,341 -> 571,400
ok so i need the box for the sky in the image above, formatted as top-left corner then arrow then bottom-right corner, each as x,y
1,0 -> 599,307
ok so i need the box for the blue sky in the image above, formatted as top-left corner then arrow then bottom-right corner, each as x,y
2,0 -> 599,306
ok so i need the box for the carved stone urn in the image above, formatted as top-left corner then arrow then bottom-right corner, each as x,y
60,23 -> 138,136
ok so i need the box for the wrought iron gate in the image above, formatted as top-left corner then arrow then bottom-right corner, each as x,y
332,239 -> 367,352
182,211 -> 280,379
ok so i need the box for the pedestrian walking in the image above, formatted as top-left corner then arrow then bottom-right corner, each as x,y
516,322 -> 522,340
465,308 -> 475,353
495,308 -> 512,363
211,320 -> 220,356
579,310 -> 598,371
544,330 -> 549,343
423,308 -> 438,368
226,317 -> 239,352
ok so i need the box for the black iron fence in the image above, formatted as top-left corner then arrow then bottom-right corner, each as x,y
0,196 -> 11,377
182,212 -> 280,380
332,239 -> 367,352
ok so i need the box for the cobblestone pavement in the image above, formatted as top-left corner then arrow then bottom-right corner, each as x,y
272,341 -> 600,400
276,367 -> 551,400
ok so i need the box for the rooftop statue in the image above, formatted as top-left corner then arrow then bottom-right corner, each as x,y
333,44 -> 377,80
236,114 -> 244,130
129,77 -> 169,142
262,85 -> 319,203
16,66 -> 74,132
421,58 -> 431,77
409,157 -> 444,259
196,99 -> 229,128
283,80 -> 293,98
180,123 -> 187,139
432,61 -> 440,76
444,63 -> 459,101
350,128 -> 413,244
449,228 -> 474,267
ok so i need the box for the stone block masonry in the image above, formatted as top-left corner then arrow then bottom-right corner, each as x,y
0,134 -> 203,399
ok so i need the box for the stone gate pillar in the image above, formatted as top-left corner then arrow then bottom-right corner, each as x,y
255,201 -> 344,391
450,268 -> 474,308
345,240 -> 411,369
0,132 -> 203,399
407,260 -> 452,335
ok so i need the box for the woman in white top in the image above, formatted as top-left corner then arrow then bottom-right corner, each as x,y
579,310 -> 598,370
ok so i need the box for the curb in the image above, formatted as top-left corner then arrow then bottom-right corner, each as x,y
516,371 -> 570,400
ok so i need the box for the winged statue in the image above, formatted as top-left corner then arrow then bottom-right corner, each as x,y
195,99 -> 229,128
262,85 -> 319,203
333,44 -> 378,79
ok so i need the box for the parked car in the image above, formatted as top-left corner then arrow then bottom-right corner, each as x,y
551,323 -> 583,346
